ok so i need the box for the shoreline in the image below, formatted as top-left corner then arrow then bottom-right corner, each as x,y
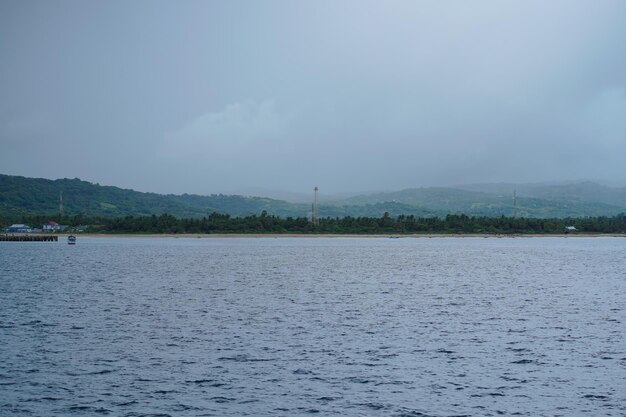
59,233 -> 625,239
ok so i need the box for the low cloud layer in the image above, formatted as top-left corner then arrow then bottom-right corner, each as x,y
161,100 -> 286,160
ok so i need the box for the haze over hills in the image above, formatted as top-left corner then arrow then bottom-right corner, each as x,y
456,181 -> 626,208
233,187 -> 363,204
332,183 -> 626,218
1,173 -> 626,219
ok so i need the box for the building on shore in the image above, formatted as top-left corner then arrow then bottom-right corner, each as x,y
43,221 -> 67,232
6,224 -> 33,233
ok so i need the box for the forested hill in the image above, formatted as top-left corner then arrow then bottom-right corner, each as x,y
0,174 -> 307,218
333,185 -> 626,218
2,174 -> 626,219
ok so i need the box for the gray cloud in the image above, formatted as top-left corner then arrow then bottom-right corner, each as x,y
161,100 -> 287,159
1,0 -> 625,194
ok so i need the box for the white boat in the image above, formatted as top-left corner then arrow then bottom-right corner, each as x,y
67,235 -> 76,245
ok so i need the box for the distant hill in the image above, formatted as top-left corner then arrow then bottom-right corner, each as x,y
1,174 -> 625,219
0,174 -> 308,218
456,181 -> 626,208
330,183 -> 626,218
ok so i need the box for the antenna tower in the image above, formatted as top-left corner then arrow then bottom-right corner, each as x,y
59,191 -> 64,217
312,186 -> 319,226
512,189 -> 517,218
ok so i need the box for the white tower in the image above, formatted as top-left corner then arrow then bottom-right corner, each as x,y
312,186 -> 319,226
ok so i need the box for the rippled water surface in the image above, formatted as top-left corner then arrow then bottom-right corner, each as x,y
1,237 -> 625,416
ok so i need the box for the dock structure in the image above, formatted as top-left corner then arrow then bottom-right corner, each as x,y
0,234 -> 58,242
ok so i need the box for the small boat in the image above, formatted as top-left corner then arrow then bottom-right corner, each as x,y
67,235 -> 76,245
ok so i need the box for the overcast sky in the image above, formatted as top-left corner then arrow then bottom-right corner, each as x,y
1,1 -> 625,195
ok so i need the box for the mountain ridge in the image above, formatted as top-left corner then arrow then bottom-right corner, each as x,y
1,173 -> 625,219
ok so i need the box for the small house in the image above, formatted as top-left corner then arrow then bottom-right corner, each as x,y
43,221 -> 67,232
6,224 -> 32,233
565,226 -> 577,233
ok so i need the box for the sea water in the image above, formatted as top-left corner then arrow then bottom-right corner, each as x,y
1,237 -> 624,416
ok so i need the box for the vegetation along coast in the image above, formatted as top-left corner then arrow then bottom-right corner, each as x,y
3,212 -> 625,236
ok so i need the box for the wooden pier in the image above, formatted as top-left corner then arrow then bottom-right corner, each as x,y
1,234 -> 58,242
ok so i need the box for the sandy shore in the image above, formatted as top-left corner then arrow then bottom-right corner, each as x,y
61,233 -> 624,238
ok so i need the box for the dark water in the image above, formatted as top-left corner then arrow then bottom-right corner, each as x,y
1,237 -> 624,416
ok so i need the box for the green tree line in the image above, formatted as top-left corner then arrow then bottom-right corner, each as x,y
2,211 -> 626,234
